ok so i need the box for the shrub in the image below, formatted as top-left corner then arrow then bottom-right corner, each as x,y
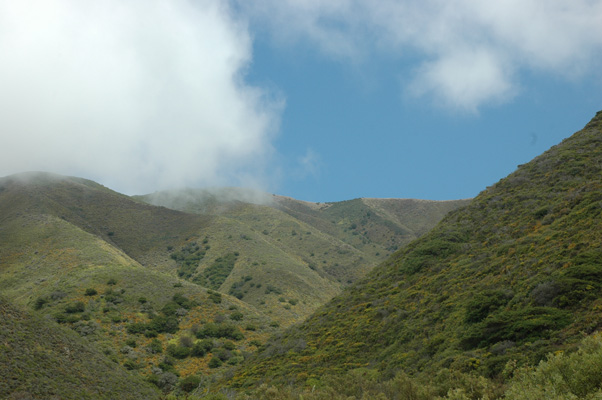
148,339 -> 163,354
230,311 -> 244,321
208,356 -> 222,368
180,336 -> 194,348
84,288 -> 97,296
506,333 -> 602,399
149,315 -> 179,334
123,360 -> 140,370
195,323 -> 243,340
191,339 -> 214,357
166,344 -> 191,359
464,290 -> 512,323
65,301 -> 85,313
172,293 -> 194,309
33,297 -> 48,310
156,372 -> 178,391
180,375 -> 202,393
208,291 -> 222,304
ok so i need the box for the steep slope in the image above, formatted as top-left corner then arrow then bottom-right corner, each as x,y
230,110 -> 602,387
0,296 -> 160,400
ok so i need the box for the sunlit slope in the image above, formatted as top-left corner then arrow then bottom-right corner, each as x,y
139,188 -> 469,324
231,110 -> 602,386
0,191 -> 277,392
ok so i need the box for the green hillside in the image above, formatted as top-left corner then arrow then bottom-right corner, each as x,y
138,189 -> 468,325
0,296 -> 160,400
0,177 -> 278,397
229,111 -> 602,389
0,171 -> 465,397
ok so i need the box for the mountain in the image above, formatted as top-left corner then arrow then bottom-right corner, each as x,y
137,189 -> 468,324
0,173 -> 277,397
229,110 -> 602,389
0,171 -> 465,398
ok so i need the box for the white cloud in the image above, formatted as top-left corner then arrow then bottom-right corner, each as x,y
239,0 -> 602,111
0,0 -> 283,194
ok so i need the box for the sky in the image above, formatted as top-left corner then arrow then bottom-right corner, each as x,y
1,1 -> 601,202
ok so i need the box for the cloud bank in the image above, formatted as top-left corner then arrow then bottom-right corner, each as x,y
0,0 -> 282,194
240,0 -> 602,112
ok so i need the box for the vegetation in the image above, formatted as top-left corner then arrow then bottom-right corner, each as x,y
3,111 -> 602,399
228,111 -> 602,388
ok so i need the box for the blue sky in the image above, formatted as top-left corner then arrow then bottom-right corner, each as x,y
1,1 -> 601,202
249,38 -> 602,201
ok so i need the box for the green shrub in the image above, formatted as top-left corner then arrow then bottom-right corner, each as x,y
179,375 -> 202,392
506,333 -> 602,399
230,311 -> 244,321
84,288 -> 97,296
464,290 -> 512,323
195,323 -> 243,341
33,297 -> 48,310
191,339 -> 213,357
65,301 -> 85,313
208,291 -> 222,304
148,339 -> 163,354
208,356 -> 222,368
166,344 -> 191,359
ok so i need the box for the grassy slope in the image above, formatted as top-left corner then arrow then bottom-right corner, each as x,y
0,172 -> 208,267
0,296 -> 160,400
230,110 -> 602,387
0,180 -> 277,393
138,189 -> 469,325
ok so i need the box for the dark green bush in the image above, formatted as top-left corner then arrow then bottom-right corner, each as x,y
166,344 -> 191,359
179,375 -> 202,392
208,356 -> 222,368
65,301 -> 85,313
148,339 -> 163,354
230,311 -> 244,321
195,323 -> 244,340
33,297 -> 48,310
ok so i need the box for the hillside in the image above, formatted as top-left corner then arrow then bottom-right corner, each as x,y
0,176 -> 278,397
0,296 -> 160,400
138,189 -> 468,324
229,110 -> 602,388
0,171 -> 466,397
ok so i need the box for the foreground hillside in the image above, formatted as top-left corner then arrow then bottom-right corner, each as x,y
0,296 -> 160,400
0,176 -> 277,398
230,111 -> 602,389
